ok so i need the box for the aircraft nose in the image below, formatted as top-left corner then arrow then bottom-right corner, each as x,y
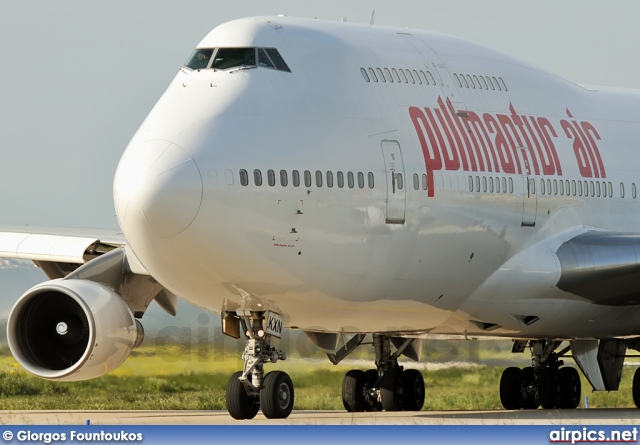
114,140 -> 203,239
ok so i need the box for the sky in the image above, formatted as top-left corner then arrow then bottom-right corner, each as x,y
1,0 -> 639,229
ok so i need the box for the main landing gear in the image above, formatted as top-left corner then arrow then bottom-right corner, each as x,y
500,340 -> 580,410
224,311 -> 292,420
340,334 -> 425,412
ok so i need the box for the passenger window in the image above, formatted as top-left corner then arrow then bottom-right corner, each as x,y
395,173 -> 402,190
590,181 -> 595,197
486,76 -> 495,90
315,170 -> 323,187
377,68 -> 386,82
254,169 -> 263,186
337,171 -> 344,188
553,180 -> 558,195
559,180 -> 564,195
265,48 -> 291,72
489,177 -> 494,192
530,178 -> 535,194
413,173 -> 419,190
621,182 -> 625,198
258,49 -> 275,69
369,68 -> 378,82
473,75 -> 481,89
498,77 -> 508,91
292,170 -> 300,187
493,76 -> 501,91
413,70 -> 422,84
360,68 -> 370,82
399,69 -> 408,83
578,180 -> 582,196
454,74 -> 462,88
466,75 -> 475,89
391,68 -> 401,83
608,182 -> 612,198
480,76 -> 488,89
368,172 -> 375,189
496,177 -> 501,193
212,48 -> 256,70
461,75 -> 469,88
420,71 -> 429,85
468,176 -> 474,192
596,181 -> 601,197
427,71 -> 436,84
540,179 -> 545,195
348,172 -> 355,188
326,171 -> 334,188
633,183 -> 637,199
475,176 -> 480,191
482,176 -> 487,192
572,180 -> 576,196
280,170 -> 288,186
509,178 -> 513,193
267,169 -> 276,186
502,177 -> 507,193
240,169 -> 249,186
185,48 -> 214,70
422,174 -> 428,190
406,69 -> 415,84
304,170 -> 312,187
384,68 -> 393,82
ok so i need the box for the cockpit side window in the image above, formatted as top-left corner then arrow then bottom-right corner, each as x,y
258,49 -> 275,68
265,48 -> 291,72
212,48 -> 256,70
185,49 -> 214,70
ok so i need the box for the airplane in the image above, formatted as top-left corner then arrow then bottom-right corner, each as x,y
2,14 -> 640,420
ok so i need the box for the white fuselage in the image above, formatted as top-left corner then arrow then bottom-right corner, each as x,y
113,17 -> 640,339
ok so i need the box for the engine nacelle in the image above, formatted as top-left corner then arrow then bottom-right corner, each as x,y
7,279 -> 143,381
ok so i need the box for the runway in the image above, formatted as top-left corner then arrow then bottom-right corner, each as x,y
1,409 -> 639,425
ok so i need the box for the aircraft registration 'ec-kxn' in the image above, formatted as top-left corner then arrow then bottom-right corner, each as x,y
4,15 -> 640,418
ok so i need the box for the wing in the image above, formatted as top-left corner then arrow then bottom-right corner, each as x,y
0,225 -> 177,315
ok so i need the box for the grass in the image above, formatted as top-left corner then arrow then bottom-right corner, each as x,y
0,343 -> 636,410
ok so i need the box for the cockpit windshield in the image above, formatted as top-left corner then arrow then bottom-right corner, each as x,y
212,48 -> 255,69
183,47 -> 290,72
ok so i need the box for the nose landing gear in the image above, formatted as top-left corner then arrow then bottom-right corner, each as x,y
224,310 -> 293,419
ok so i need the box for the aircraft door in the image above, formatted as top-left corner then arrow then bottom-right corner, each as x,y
381,140 -> 406,225
517,147 -> 537,227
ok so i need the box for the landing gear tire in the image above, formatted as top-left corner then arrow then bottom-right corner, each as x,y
226,371 -> 260,420
539,367 -> 562,409
260,371 -> 294,419
380,369 -> 405,411
342,370 -> 367,412
401,369 -> 425,411
500,367 -> 523,410
633,368 -> 640,409
521,366 -> 539,409
559,367 -> 581,409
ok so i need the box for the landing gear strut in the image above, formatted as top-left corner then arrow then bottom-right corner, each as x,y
341,334 -> 425,412
224,311 -> 293,419
500,340 -> 581,410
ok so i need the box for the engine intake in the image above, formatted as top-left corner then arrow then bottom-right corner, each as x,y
7,279 -> 143,381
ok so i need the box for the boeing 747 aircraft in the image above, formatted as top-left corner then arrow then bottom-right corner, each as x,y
3,16 -> 640,419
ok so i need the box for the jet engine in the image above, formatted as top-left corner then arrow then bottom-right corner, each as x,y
6,279 -> 143,381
